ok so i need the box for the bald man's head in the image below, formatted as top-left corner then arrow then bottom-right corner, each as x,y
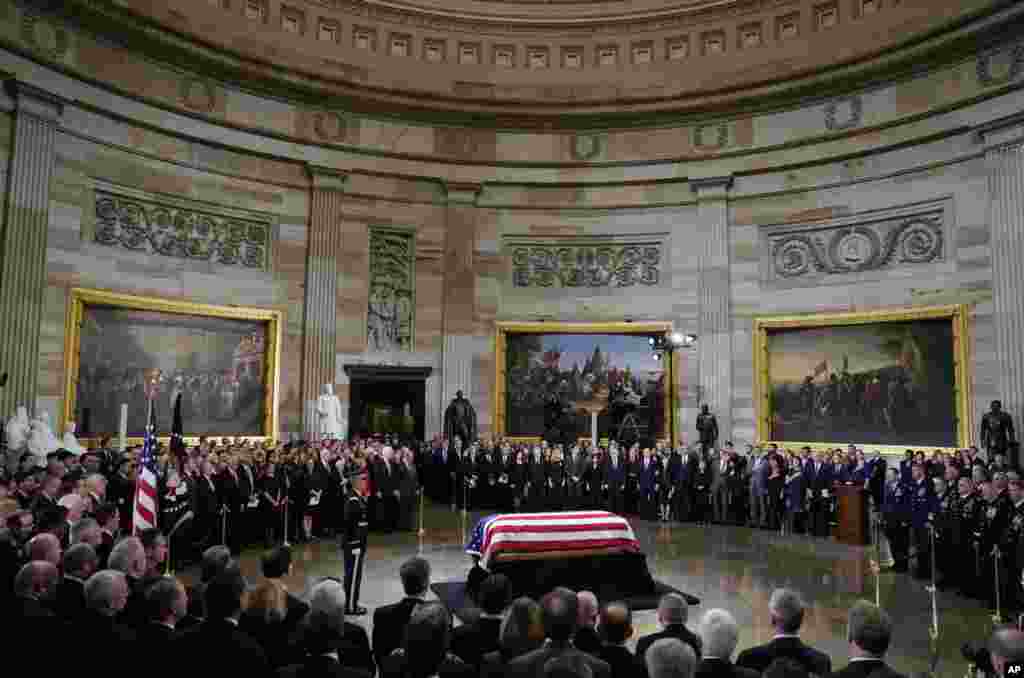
27,532 -> 61,566
599,601 -> 633,645
13,561 -> 59,600
990,627 -> 1024,677
577,591 -> 598,629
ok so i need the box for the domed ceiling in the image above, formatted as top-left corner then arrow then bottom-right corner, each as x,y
60,0 -> 1022,127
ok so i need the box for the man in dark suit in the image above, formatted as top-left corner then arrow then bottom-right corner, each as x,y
506,588 -> 611,678
827,601 -> 905,678
604,447 -> 627,516
372,556 -> 430,667
452,574 -> 509,667
9,560 -> 61,648
595,602 -> 636,678
694,609 -> 758,678
72,570 -> 138,663
736,589 -> 830,676
262,546 -> 310,630
372,447 -> 401,531
280,578 -> 373,678
636,593 -> 701,669
56,543 -> 98,621
645,639 -> 697,678
173,566 -> 270,675
807,451 -> 835,538
380,602 -> 475,678
573,591 -> 602,655
137,576 -> 187,648
194,459 -> 222,549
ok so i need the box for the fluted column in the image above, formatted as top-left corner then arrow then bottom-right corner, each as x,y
693,176 -> 734,443
302,166 -> 347,437
983,119 -> 1024,443
440,182 -> 481,435
0,81 -> 63,419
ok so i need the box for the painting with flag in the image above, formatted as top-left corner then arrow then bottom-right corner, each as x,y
132,400 -> 159,534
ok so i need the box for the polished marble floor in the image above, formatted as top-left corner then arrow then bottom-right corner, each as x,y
190,502 -> 995,677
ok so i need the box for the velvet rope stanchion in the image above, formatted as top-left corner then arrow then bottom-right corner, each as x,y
418,487 -> 425,537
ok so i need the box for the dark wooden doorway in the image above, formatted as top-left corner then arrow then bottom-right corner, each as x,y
344,365 -> 432,441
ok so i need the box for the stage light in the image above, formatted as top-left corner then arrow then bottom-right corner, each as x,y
669,331 -> 684,346
682,333 -> 697,347
652,353 -> 661,361
648,336 -> 656,347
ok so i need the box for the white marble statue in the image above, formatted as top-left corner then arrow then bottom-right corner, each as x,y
27,411 -> 60,462
5,405 -> 30,472
316,383 -> 345,440
62,421 -> 87,456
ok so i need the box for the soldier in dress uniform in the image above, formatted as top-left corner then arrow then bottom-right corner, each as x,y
908,462 -> 940,580
341,464 -> 369,616
933,476 -> 955,588
882,467 -> 910,573
999,478 -> 1024,619
974,479 -> 1011,609
950,477 -> 981,595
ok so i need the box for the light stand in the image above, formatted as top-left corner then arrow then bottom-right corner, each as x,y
649,333 -> 696,448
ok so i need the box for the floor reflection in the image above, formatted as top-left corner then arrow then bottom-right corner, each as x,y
182,502 -> 991,677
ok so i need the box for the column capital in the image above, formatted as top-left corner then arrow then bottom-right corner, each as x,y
306,164 -> 348,191
690,175 -> 734,198
4,80 -> 63,123
975,112 -> 1024,151
443,181 -> 483,206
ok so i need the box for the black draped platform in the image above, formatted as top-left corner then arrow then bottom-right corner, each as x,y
431,551 -> 699,622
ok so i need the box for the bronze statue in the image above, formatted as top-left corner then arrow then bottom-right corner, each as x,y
981,399 -> 1015,457
696,403 -> 719,454
444,390 -> 477,445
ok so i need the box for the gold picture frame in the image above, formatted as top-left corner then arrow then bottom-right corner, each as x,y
63,287 -> 282,446
753,304 -> 972,454
493,321 -> 679,448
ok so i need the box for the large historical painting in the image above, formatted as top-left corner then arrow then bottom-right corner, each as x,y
367,228 -> 414,352
757,306 -> 970,449
66,289 -> 281,440
503,332 -> 669,445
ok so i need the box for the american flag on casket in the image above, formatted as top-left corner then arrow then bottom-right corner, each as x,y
466,511 -> 640,568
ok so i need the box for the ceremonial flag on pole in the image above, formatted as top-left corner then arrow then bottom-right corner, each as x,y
812,359 -> 829,379
170,393 -> 186,470
132,400 -> 158,535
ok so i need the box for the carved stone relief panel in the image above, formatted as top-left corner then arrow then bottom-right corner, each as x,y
505,237 -> 664,289
763,198 -> 950,286
93,184 -> 272,269
367,227 -> 415,352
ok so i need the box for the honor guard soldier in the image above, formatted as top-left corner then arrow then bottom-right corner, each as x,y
975,479 -> 1011,609
932,476 -> 955,588
950,477 -> 981,595
999,479 -> 1024,618
909,463 -> 940,580
341,467 -> 370,616
882,467 -> 910,572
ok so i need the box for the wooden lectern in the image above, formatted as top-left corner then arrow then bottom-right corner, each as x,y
836,484 -> 869,545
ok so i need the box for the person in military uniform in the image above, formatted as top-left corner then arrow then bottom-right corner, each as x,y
908,463 -> 940,580
882,467 -> 910,573
975,479 -> 1011,610
982,400 -> 1016,462
341,463 -> 370,616
932,476 -> 955,588
998,478 -> 1024,619
695,404 -> 718,456
950,477 -> 981,595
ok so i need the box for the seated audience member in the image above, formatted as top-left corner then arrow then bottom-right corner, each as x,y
543,655 -> 595,678
56,542 -> 98,620
506,588 -> 611,678
180,544 -> 233,630
279,578 -> 372,678
466,554 -> 489,604
262,545 -> 310,628
380,601 -> 473,678
574,591 -> 602,655
452,573 -> 510,666
137,575 -> 187,647
27,531 -> 62,566
828,601 -> 904,678
646,639 -> 697,678
242,579 -> 300,668
736,589 -> 830,676
763,659 -> 810,678
71,517 -> 103,550
11,560 -> 60,633
988,627 -> 1024,678
75,569 -> 138,656
636,593 -> 702,666
595,601 -> 635,678
108,535 -> 148,625
373,556 -> 431,667
139,527 -> 169,580
174,566 -> 270,674
92,502 -> 119,567
481,596 -> 546,675
695,609 -> 758,678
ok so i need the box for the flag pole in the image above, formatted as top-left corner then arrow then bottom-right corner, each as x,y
132,398 -> 154,537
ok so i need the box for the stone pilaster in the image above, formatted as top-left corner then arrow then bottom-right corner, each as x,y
0,80 -> 62,419
440,182 -> 481,433
692,176 -> 734,443
981,118 -> 1024,443
301,166 -> 347,437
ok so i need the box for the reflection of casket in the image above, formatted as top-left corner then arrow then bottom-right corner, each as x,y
454,511 -> 696,609
466,511 -> 640,567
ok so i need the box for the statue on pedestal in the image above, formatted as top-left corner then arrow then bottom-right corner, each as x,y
27,411 -> 60,463
317,383 -> 345,441
444,390 -> 477,445
5,405 -> 30,472
62,421 -> 87,456
981,399 -> 1015,458
696,403 -> 719,455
